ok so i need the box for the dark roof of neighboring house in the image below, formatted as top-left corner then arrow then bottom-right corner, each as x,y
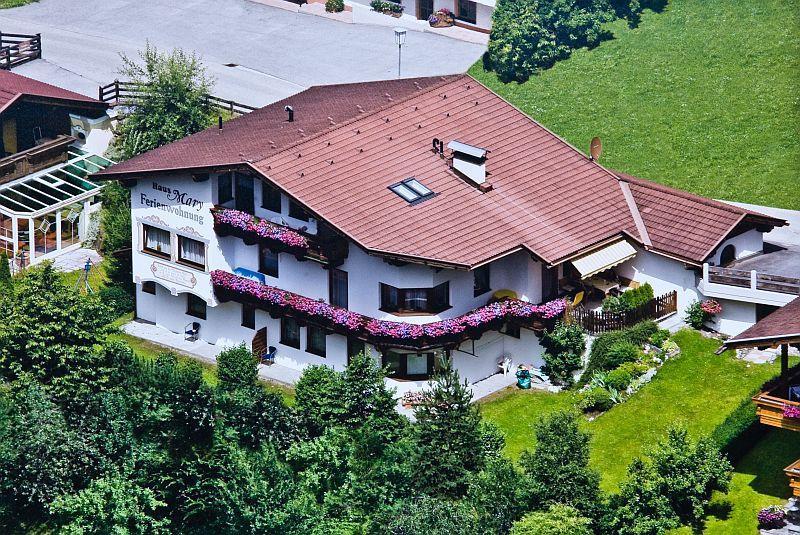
0,70 -> 107,114
94,74 -> 784,269
616,172 -> 786,264
722,297 -> 800,349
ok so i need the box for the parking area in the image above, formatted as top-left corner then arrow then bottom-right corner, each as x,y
0,0 -> 485,106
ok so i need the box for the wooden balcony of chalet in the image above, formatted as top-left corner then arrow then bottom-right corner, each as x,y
0,135 -> 75,185
786,458 -> 800,497
752,366 -> 800,432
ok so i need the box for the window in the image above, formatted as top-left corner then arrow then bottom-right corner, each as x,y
177,236 -> 206,269
259,244 -> 279,278
382,352 -> 435,379
347,338 -> 365,363
261,181 -> 282,213
241,304 -> 256,329
389,177 -> 434,204
288,200 -> 310,221
280,317 -> 300,348
142,281 -> 156,295
329,268 -> 348,308
186,294 -> 207,320
218,172 -> 233,204
234,172 -> 255,214
380,282 -> 449,313
143,224 -> 171,258
473,264 -> 491,297
456,0 -> 476,24
307,325 -> 327,357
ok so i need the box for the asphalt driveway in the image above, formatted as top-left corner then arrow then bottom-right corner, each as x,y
0,0 -> 485,105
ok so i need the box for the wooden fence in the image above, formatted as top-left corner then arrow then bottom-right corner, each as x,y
0,32 -> 42,70
570,290 -> 678,334
98,80 -> 259,116
708,265 -> 800,295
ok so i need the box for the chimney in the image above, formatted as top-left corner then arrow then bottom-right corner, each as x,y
284,105 -> 294,122
447,140 -> 491,191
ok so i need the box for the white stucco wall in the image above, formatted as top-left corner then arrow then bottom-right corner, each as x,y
708,298 -> 757,336
708,229 -> 763,266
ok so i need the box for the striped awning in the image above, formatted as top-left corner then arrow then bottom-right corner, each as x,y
572,240 -> 637,279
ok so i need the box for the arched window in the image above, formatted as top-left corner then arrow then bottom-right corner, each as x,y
720,244 -> 736,266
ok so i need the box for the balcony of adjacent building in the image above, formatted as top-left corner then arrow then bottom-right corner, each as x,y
699,243 -> 800,306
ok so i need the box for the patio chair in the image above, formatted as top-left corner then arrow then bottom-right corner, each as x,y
184,322 -> 200,342
260,346 -> 277,366
572,291 -> 585,308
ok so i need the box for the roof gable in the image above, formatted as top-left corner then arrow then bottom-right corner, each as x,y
0,70 -> 105,114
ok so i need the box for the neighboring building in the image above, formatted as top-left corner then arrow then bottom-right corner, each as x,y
94,74 -> 793,384
721,297 -> 800,497
0,71 -> 113,268
351,0 -> 493,33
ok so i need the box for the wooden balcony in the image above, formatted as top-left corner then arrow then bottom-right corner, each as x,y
699,262 -> 800,307
786,458 -> 800,497
0,135 -> 74,185
752,368 -> 800,432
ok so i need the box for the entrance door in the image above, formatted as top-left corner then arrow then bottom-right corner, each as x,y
252,327 -> 268,359
417,0 -> 434,20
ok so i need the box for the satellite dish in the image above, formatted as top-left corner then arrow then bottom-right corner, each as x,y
589,137 -> 602,161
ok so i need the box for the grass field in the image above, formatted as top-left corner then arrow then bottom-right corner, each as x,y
470,0 -> 800,209
479,330 -> 798,532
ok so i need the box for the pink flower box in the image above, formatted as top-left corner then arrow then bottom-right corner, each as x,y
213,208 -> 309,251
211,270 -> 566,347
783,404 -> 800,419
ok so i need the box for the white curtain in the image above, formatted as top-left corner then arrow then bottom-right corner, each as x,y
404,289 -> 428,310
407,354 -> 428,375
145,226 -> 171,254
180,238 -> 205,265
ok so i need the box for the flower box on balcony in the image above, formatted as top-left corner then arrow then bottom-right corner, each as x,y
212,208 -> 309,256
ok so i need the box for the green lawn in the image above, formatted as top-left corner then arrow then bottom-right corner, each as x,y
479,329 -> 798,532
470,0 -> 800,209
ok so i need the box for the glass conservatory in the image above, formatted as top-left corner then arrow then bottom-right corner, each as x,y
0,147 -> 112,267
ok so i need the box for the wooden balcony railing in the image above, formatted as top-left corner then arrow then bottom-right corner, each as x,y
0,135 -> 74,184
0,32 -> 42,70
570,290 -> 677,334
786,458 -> 800,497
707,265 -> 800,296
752,366 -> 800,432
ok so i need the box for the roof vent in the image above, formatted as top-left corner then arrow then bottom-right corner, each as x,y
447,140 -> 490,191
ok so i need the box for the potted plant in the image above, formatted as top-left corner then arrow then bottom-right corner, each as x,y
757,505 -> 786,529
428,8 -> 454,27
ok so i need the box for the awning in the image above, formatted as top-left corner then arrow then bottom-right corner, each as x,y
572,240 -> 637,279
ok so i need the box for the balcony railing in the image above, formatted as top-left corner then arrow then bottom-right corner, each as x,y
0,135 -> 74,183
786,458 -> 800,497
212,269 -> 566,351
212,207 -> 349,267
700,263 -> 800,306
569,290 -> 677,334
752,367 -> 800,432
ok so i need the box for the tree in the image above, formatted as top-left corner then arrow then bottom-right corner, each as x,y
0,252 -> 11,293
468,457 -> 530,534
510,504 -> 592,535
606,426 -> 732,534
112,42 -> 215,161
413,360 -> 484,498
368,496 -> 482,535
98,181 -> 134,293
520,410 -> 603,520
0,264 -> 114,400
217,344 -> 259,392
49,472 -> 168,535
540,321 -> 586,385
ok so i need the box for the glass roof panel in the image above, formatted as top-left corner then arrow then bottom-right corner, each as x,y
51,169 -> 94,192
0,194 -> 30,212
86,154 -> 113,167
0,188 -> 45,210
14,183 -> 61,205
30,178 -> 72,201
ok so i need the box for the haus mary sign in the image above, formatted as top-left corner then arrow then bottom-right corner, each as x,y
139,181 -> 205,225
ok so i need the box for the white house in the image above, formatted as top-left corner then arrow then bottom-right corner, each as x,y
94,74 -> 794,384
0,71 -> 113,269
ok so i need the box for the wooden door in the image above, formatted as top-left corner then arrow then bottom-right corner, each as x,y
252,327 -> 268,359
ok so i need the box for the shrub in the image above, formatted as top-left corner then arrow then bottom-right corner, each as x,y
0,252 -> 11,289
757,505 -> 786,529
216,344 -> 259,392
605,366 -> 633,391
389,1 -> 403,12
602,283 -> 654,313
605,341 -> 640,368
98,285 -> 134,319
521,410 -> 603,520
625,320 -> 659,346
685,299 -> 718,329
540,322 -> 586,385
325,0 -> 344,12
510,504 -> 592,535
650,328 -> 671,348
576,386 -> 614,413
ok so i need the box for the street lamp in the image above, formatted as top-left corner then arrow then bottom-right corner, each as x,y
394,27 -> 407,78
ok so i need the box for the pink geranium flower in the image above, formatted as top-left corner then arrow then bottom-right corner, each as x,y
213,208 -> 309,250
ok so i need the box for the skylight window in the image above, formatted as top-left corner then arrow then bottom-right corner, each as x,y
389,177 -> 435,204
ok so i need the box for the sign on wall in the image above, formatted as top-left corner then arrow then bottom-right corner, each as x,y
151,261 -> 197,289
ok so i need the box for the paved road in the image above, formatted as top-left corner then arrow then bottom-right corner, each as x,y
0,0 -> 484,106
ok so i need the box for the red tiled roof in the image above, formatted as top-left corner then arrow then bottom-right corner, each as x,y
617,171 -> 786,264
97,76 -> 455,176
96,74 -> 784,269
724,297 -> 800,348
0,70 -> 106,114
